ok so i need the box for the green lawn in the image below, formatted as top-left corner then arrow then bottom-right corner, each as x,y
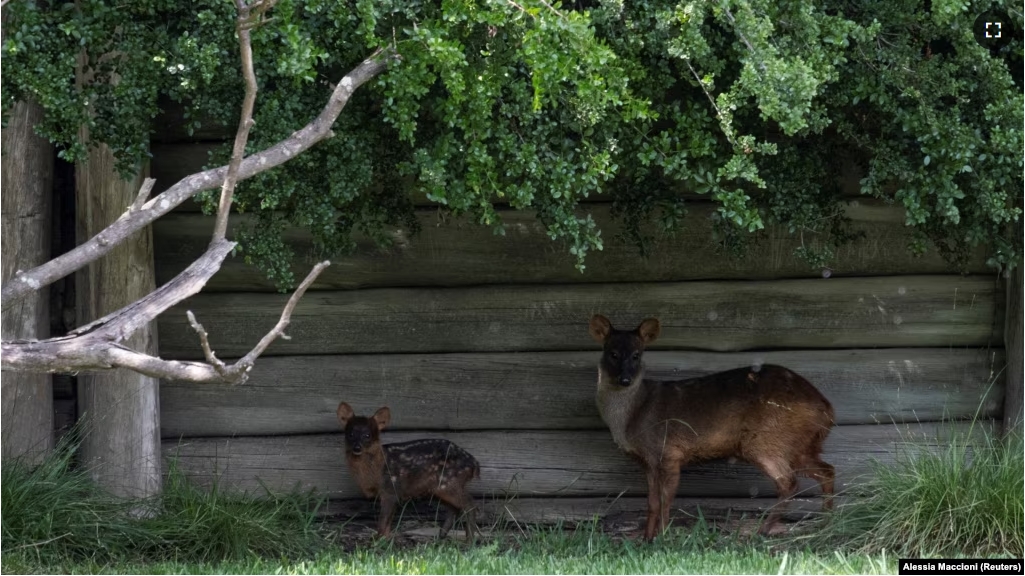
2,526 -> 899,575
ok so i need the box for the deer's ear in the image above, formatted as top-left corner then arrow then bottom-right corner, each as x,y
589,314 -> 613,343
637,318 -> 661,344
336,402 -> 355,427
372,406 -> 391,431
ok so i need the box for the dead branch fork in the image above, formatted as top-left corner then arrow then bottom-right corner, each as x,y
0,2 -> 391,384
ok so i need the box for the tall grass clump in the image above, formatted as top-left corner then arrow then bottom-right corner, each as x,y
137,460 -> 325,561
2,431 -> 325,567
810,423 -> 1023,557
1,434 -> 150,561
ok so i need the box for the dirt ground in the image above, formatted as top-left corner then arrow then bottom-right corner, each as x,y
319,507 -> 805,552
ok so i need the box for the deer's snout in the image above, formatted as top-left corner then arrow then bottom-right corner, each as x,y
349,443 -> 364,456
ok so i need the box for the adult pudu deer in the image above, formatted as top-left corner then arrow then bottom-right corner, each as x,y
336,402 -> 481,541
588,315 -> 836,540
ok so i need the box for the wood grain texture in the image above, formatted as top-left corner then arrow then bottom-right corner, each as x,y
158,275 -> 1002,359
1,100 -> 54,464
161,348 -> 1003,438
152,202 -> 989,292
75,141 -> 162,500
162,421 -> 992,500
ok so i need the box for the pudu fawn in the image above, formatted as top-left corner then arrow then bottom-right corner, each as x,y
589,315 -> 836,540
336,402 -> 481,541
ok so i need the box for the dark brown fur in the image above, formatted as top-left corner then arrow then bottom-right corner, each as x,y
589,315 -> 836,540
336,402 -> 481,541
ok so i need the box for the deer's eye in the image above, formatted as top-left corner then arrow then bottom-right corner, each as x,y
610,351 -> 619,359
632,352 -> 640,360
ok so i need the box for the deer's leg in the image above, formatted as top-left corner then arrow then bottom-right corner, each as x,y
377,494 -> 398,537
436,489 -> 479,543
795,454 -> 836,511
438,502 -> 458,539
657,461 -> 681,536
643,467 -> 662,541
752,457 -> 796,536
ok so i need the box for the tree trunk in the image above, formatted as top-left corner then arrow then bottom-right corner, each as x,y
75,141 -> 161,499
1,100 -> 54,464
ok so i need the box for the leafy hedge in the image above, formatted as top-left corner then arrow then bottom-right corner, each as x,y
3,0 -> 1021,287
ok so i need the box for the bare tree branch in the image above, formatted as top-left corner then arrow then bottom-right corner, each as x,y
1,239 -> 236,376
68,238 -> 235,341
1,258 -> 330,384
234,259 -> 328,368
132,178 -> 156,212
1,1 -> 358,386
1,48 -> 395,309
186,310 -> 228,377
212,0 -> 266,241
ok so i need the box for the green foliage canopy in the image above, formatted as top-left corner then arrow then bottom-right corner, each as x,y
3,0 -> 1022,287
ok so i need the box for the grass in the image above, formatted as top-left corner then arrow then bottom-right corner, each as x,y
4,421 -> 1022,574
2,432 -> 325,567
1,433 -> 154,561
4,521 -> 898,575
802,424 -> 1024,558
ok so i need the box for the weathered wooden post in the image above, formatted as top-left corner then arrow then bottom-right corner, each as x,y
1,100 -> 54,464
75,140 -> 161,499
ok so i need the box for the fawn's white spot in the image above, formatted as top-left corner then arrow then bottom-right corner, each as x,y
903,359 -> 920,374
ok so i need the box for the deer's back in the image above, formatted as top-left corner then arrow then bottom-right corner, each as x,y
630,364 -> 834,464
381,439 -> 479,499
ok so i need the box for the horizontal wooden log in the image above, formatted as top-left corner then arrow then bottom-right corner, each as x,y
161,348 -> 1004,437
162,421 -> 992,500
152,201 -> 990,291
158,275 -> 1003,358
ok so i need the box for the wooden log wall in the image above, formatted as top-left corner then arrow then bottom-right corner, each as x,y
151,128 -> 1007,525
